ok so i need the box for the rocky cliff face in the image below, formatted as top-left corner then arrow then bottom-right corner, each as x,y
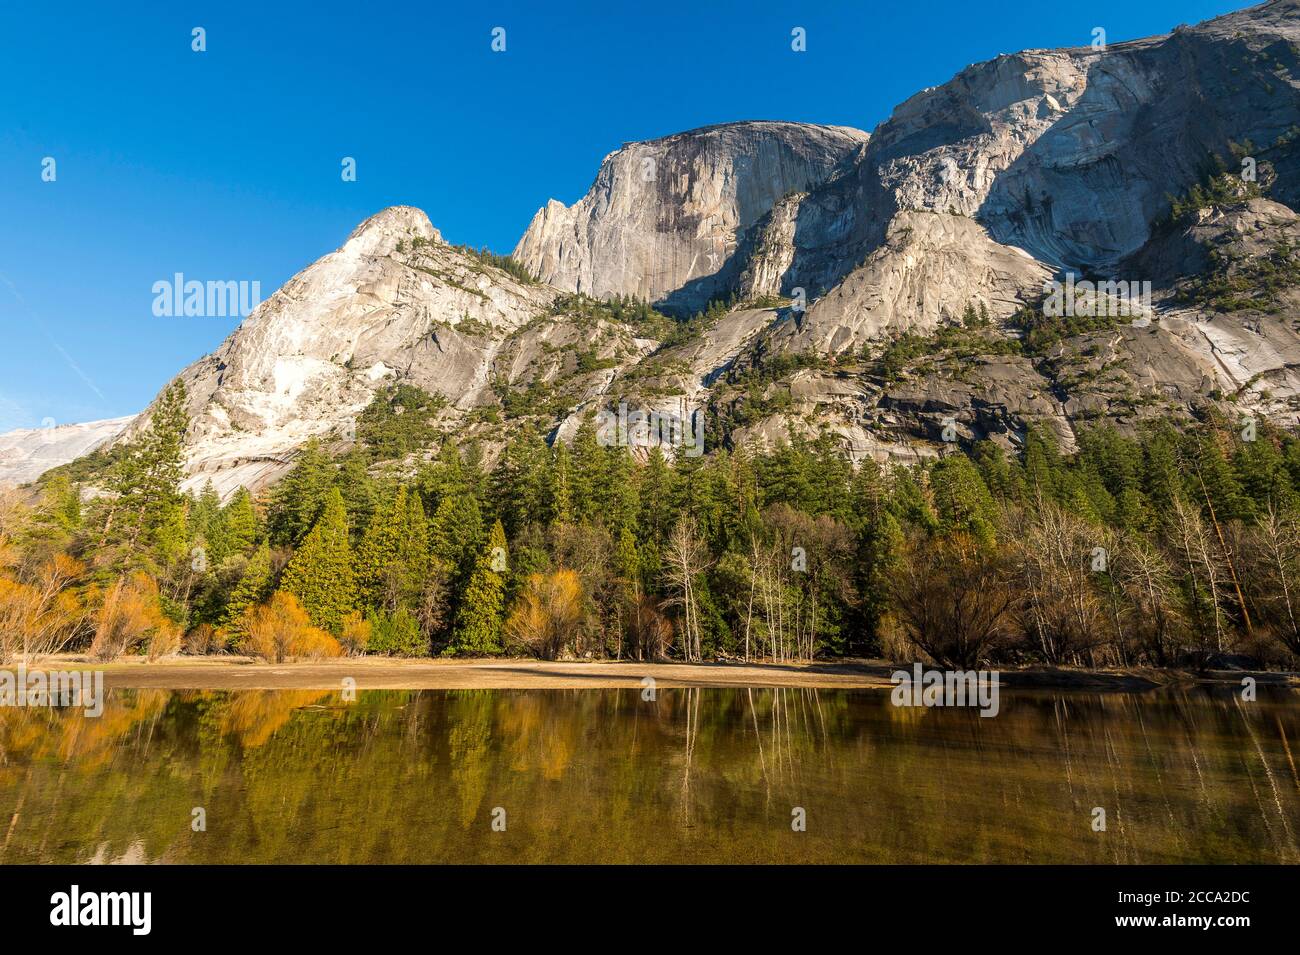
513,121 -> 869,313
735,0 -> 1300,306
772,211 -> 1053,354
134,207 -> 564,497
16,1 -> 1300,492
0,417 -> 134,488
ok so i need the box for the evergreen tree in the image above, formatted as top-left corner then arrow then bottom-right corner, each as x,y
190,481 -> 225,563
570,420 -> 607,523
637,448 -> 674,545
929,453 -> 998,545
267,439 -> 335,545
418,440 -> 470,511
430,492 -> 483,573
221,543 -> 274,639
223,487 -> 258,554
491,424 -> 548,535
401,490 -> 432,596
355,486 -> 408,609
101,378 -> 189,562
335,448 -> 377,535
547,443 -> 574,526
279,487 -> 357,632
604,447 -> 641,538
450,519 -> 508,654
1021,426 -> 1060,499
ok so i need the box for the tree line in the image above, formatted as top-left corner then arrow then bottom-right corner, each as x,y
4,378 -> 1300,670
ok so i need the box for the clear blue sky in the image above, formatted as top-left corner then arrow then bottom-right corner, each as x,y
0,0 -> 1251,431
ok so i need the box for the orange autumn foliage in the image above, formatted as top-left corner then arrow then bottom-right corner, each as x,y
89,573 -> 180,662
241,592 -> 342,663
0,553 -> 86,664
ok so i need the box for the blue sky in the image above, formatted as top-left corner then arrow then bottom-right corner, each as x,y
0,0 -> 1251,431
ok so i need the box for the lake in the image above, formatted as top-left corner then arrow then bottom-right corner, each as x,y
1,686 -> 1297,863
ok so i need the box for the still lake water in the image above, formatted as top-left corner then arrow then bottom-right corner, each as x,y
1,686 -> 1297,864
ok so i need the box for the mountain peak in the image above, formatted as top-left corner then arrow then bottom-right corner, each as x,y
345,206 -> 442,257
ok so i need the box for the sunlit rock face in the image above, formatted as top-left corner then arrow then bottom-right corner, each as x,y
738,1 -> 1300,298
39,1 -> 1300,491
122,206 -> 566,499
0,417 -> 135,487
513,121 -> 870,313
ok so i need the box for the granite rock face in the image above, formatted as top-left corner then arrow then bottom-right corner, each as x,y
725,1 -> 1300,304
126,206 -> 565,498
0,417 -> 135,488
771,211 -> 1053,355
16,2 -> 1300,491
513,121 -> 869,313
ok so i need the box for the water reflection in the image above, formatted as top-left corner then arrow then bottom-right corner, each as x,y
0,686 -> 1296,863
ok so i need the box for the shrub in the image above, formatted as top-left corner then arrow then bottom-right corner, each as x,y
365,608 -> 427,656
242,592 -> 342,663
89,574 -> 180,662
505,570 -> 584,660
338,611 -> 371,656
889,533 -> 1015,668
0,553 -> 84,664
184,623 -> 220,655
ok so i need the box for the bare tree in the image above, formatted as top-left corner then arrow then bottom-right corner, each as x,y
1110,530 -> 1184,666
1243,502 -> 1300,658
662,518 -> 710,662
1168,495 -> 1227,662
890,532 -> 1014,669
1012,502 -> 1106,664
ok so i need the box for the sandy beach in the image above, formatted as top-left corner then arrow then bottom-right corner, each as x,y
21,655 -> 1297,691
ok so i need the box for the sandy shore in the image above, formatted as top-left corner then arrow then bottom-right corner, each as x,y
19,655 -> 1296,691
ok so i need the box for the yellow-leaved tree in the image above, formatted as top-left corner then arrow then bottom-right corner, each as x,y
505,569 -> 583,660
242,592 -> 342,663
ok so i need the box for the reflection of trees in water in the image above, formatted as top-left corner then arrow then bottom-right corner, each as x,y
0,689 -> 169,772
0,687 -> 1297,863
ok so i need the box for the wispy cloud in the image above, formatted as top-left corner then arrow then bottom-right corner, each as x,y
0,272 -> 107,403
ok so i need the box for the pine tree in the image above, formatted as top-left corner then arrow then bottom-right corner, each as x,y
491,424 -> 548,535
279,487 -> 357,632
401,489 -> 432,598
102,378 -> 189,561
450,519 -> 508,654
430,491 -> 483,573
637,448 -> 674,545
547,443 -> 574,526
223,487 -> 258,554
221,543 -> 274,640
355,486 -> 408,609
335,448 -> 376,535
267,439 -> 335,545
930,454 -> 999,546
570,420 -> 607,522
1021,426 -> 1060,499
604,448 -> 640,537
418,440 -> 469,508
190,481 -> 225,563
